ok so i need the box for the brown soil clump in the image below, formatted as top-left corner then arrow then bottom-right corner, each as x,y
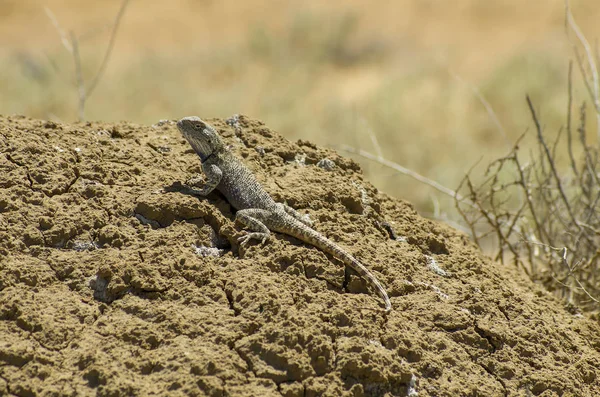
1,115 -> 599,396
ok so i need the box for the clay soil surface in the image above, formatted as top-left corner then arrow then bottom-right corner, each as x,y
1,115 -> 600,396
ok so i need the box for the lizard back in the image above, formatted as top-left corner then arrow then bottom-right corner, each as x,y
207,151 -> 278,212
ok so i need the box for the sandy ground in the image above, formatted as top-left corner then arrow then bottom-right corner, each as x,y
1,115 -> 600,396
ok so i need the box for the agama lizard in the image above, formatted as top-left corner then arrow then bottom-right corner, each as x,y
177,116 -> 392,312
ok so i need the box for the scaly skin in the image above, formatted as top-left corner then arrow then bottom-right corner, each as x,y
177,116 -> 392,312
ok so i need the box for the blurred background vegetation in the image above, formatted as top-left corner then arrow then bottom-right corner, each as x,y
1,0 -> 599,218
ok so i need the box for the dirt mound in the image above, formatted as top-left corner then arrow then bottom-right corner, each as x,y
1,114 -> 599,396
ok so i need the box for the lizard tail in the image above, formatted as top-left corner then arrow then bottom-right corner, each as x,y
283,219 -> 392,312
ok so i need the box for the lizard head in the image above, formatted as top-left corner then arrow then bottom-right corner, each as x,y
177,116 -> 224,161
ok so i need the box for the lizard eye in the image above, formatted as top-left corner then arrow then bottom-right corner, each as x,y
194,123 -> 203,130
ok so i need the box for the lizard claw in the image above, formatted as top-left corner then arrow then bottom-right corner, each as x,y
238,232 -> 269,247
185,174 -> 205,187
238,234 -> 251,247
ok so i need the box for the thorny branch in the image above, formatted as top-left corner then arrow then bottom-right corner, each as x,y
451,4 -> 600,312
565,0 -> 600,138
455,91 -> 600,311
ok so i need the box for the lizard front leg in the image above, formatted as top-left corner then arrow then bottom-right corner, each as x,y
183,164 -> 222,196
235,208 -> 273,246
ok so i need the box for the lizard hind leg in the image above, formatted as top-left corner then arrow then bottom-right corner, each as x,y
281,203 -> 313,226
235,208 -> 273,246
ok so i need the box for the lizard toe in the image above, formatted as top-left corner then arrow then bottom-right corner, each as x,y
238,232 -> 269,247
237,234 -> 252,247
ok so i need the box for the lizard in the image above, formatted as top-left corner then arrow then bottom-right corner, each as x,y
176,116 -> 392,312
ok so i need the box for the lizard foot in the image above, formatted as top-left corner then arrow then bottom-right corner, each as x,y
238,232 -> 269,247
299,213 -> 313,227
185,174 -> 205,187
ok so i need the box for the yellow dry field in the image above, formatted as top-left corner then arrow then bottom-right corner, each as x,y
1,0 -> 599,214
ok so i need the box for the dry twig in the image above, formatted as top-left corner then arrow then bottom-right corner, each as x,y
44,0 -> 131,120
339,144 -> 465,202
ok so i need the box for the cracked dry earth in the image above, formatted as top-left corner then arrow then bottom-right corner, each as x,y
1,114 -> 600,397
